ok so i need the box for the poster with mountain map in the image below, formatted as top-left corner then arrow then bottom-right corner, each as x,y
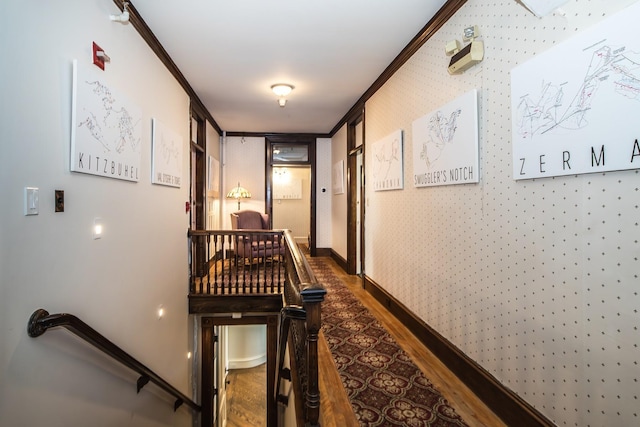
71,60 -> 142,182
412,89 -> 479,187
511,2 -> 640,180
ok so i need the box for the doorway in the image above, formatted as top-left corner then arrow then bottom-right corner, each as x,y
201,316 -> 278,427
272,166 -> 311,247
347,114 -> 365,276
265,137 -> 316,255
224,325 -> 267,427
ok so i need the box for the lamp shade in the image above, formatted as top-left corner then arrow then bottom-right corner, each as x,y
226,182 -> 251,210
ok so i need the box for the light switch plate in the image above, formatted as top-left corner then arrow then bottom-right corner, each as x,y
24,187 -> 39,216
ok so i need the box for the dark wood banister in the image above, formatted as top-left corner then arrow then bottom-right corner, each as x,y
27,309 -> 201,413
280,230 -> 326,426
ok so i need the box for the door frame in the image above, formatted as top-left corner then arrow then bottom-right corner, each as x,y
265,136 -> 317,256
346,112 -> 365,275
201,315 -> 279,427
190,110 -> 207,275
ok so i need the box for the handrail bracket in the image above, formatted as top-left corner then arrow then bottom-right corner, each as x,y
27,308 -> 50,338
137,375 -> 150,393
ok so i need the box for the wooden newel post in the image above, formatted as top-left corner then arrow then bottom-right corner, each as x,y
301,285 -> 326,427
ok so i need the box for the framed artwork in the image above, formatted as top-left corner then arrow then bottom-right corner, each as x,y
333,160 -> 344,194
372,129 -> 403,191
412,89 -> 479,187
511,2 -> 640,180
274,178 -> 302,200
71,59 -> 142,182
208,155 -> 220,197
151,118 -> 183,187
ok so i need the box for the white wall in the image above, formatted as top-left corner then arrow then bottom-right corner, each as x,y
0,1 -> 193,426
227,325 -> 267,369
272,167 -> 311,243
330,126 -> 348,259
315,138 -> 333,249
361,1 -> 640,426
206,122 -> 222,230
222,136 -> 266,228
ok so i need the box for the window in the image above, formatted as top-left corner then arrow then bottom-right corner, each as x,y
272,144 -> 309,164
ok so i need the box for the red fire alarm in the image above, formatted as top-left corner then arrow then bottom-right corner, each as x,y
185,201 -> 190,213
92,42 -> 110,70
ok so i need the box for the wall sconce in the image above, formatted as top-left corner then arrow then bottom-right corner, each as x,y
446,25 -> 484,75
226,182 -> 251,210
93,217 -> 103,240
271,83 -> 294,107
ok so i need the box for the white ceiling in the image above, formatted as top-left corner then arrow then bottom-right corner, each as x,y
129,0 -> 448,134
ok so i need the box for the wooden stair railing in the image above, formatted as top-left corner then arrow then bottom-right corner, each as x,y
188,229 -> 286,295
27,309 -> 201,413
187,228 -> 326,426
278,230 -> 327,427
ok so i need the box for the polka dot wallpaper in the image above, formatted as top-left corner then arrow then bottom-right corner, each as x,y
363,1 -> 640,426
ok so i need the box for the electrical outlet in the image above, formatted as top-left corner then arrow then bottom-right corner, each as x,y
55,190 -> 64,212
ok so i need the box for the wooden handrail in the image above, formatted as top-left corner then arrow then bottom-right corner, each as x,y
280,230 -> 326,426
27,309 -> 201,413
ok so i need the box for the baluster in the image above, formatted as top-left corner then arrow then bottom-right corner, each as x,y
248,233 -> 255,292
278,233 -> 282,292
269,233 -> 275,293
198,235 -> 204,294
234,234 -> 241,293
222,234 -> 228,294
202,234 -> 209,295
262,233 -> 268,293
227,234 -> 234,294
225,234 -> 232,294
189,234 -> 196,294
214,234 -> 220,293
225,234 -> 230,293
205,234 -> 212,295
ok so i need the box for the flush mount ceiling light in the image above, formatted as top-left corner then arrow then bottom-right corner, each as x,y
271,83 -> 294,107
271,83 -> 294,97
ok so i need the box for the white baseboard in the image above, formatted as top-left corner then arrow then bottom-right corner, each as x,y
228,353 -> 266,370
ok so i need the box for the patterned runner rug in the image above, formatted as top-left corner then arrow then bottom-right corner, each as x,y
306,257 -> 468,427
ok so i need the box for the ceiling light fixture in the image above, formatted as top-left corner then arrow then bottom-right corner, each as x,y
271,83 -> 294,108
271,84 -> 294,97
